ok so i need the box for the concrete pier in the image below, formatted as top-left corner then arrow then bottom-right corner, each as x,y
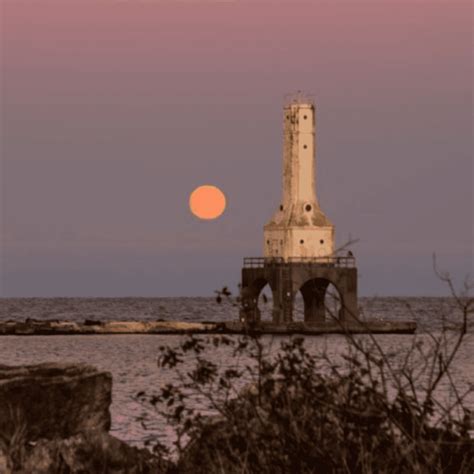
0,319 -> 416,336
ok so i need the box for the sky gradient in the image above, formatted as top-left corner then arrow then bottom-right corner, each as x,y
1,0 -> 472,297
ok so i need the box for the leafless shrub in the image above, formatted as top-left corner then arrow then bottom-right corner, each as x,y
137,267 -> 473,473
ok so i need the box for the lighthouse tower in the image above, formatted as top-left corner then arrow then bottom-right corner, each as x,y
240,95 -> 358,325
264,99 -> 334,260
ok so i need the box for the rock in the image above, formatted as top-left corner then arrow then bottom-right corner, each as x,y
0,363 -> 169,473
20,432 -> 162,474
84,319 -> 103,326
0,363 -> 112,445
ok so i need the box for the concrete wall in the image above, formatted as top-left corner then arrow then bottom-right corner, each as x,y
281,102 -> 317,207
264,226 -> 334,259
264,229 -> 285,259
287,226 -> 334,258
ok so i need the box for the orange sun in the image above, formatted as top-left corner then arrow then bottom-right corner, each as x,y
189,185 -> 226,220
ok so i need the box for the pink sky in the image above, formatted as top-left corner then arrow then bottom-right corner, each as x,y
1,0 -> 472,296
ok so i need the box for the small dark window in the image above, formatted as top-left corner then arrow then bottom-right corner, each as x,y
305,204 -> 312,212
286,115 -> 290,119
300,239 -> 304,244
303,115 -> 307,119
279,205 -> 283,211
267,240 -> 270,244
303,144 -> 308,149
320,239 -> 324,244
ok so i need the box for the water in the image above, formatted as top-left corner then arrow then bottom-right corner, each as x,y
0,297 -> 472,447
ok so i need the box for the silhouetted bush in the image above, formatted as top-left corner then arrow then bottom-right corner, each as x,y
137,272 -> 473,473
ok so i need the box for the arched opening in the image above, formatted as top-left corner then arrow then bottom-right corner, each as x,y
257,283 -> 273,321
242,278 -> 275,322
298,278 -> 343,323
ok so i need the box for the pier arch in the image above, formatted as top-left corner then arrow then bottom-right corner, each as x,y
297,278 -> 343,323
240,259 -> 358,324
240,277 -> 277,323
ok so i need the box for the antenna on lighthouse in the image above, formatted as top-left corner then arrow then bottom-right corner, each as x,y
284,90 -> 315,107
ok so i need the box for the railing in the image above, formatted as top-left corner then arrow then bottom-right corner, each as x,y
288,256 -> 356,267
243,257 -> 283,268
243,256 -> 355,268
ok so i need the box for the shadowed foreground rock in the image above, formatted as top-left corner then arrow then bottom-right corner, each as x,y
0,363 -> 164,473
0,363 -> 111,441
13,432 -> 161,474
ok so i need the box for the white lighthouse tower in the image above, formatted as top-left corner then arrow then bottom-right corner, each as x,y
240,96 -> 358,324
264,96 -> 334,261
240,97 -> 412,329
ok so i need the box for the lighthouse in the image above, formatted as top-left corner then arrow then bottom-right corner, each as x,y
240,95 -> 358,325
264,99 -> 334,260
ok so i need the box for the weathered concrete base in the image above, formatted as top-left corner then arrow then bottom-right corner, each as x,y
240,260 -> 359,324
0,319 -> 417,335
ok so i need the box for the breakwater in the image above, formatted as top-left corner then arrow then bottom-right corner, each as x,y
0,319 -> 416,335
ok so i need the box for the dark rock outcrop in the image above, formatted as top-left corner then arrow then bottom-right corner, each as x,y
15,432 -> 161,474
0,363 -> 111,443
0,363 -> 164,473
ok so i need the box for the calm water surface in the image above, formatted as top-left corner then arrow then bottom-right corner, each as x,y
0,297 -> 472,446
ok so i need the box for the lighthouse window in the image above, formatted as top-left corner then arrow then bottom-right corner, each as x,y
267,240 -> 270,244
303,115 -> 307,119
303,145 -> 308,149
300,239 -> 304,244
305,204 -> 312,212
280,205 -> 283,211
320,239 -> 324,244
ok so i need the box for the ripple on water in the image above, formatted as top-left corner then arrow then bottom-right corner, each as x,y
0,297 -> 472,446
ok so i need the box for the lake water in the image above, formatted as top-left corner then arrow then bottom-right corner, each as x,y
0,297 -> 472,447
